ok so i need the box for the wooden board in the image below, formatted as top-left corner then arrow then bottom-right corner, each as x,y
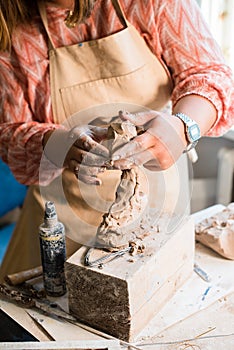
65,216 -> 195,342
0,299 -> 50,341
136,243 -> 234,341
25,309 -> 105,342
1,205 -> 233,349
134,291 -> 234,349
0,340 -> 120,350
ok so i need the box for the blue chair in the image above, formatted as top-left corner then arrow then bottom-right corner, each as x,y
0,159 -> 27,263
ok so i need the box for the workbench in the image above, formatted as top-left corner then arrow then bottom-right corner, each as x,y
0,205 -> 234,349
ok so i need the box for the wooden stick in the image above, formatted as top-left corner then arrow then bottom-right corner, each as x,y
4,266 -> 43,286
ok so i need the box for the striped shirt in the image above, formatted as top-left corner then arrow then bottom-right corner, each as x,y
0,0 -> 233,185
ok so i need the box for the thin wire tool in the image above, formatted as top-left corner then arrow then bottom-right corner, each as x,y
84,247 -> 130,268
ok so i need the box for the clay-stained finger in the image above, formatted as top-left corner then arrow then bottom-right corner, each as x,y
75,133 -> 109,157
78,164 -> 106,177
114,144 -> 176,171
74,164 -> 104,185
76,173 -> 102,185
69,159 -> 80,173
66,148 -> 86,166
111,132 -> 155,161
69,159 -> 106,176
69,126 -> 109,157
71,159 -> 106,178
119,110 -> 160,126
113,148 -> 155,169
81,150 -> 109,167
91,125 -> 109,141
68,145 -> 108,167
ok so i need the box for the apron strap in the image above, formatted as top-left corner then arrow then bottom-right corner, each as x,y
111,0 -> 128,28
37,0 -> 128,50
37,0 -> 56,49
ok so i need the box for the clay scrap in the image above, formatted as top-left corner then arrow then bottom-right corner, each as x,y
95,121 -> 151,249
195,202 -> 234,260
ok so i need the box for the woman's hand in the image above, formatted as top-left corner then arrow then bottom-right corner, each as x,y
111,110 -> 188,171
43,125 -> 109,185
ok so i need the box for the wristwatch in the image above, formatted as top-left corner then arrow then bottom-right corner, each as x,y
173,112 -> 201,152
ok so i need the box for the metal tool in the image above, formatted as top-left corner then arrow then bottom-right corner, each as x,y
0,283 -> 74,320
84,247 -> 131,268
0,283 -> 143,350
194,262 -> 211,283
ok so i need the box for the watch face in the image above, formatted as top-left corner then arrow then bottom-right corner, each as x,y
188,124 -> 201,142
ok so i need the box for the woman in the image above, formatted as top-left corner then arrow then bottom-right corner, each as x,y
0,0 -> 233,279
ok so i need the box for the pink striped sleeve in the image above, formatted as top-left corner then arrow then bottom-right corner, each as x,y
155,0 -> 234,136
0,56 -> 63,185
122,0 -> 234,136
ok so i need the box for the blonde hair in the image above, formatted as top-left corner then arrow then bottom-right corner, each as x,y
0,0 -> 96,51
0,0 -> 29,51
66,0 -> 96,28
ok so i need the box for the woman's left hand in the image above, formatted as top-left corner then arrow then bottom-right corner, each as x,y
112,110 -> 188,171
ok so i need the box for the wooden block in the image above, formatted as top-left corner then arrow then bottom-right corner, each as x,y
0,340 -> 120,349
65,216 -> 194,342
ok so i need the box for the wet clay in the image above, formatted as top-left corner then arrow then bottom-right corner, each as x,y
195,203 -> 234,260
95,121 -> 151,249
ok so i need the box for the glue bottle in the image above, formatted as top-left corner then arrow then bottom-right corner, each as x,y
39,201 -> 66,297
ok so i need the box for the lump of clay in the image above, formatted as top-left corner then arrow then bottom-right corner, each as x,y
195,203 -> 234,260
95,120 -> 150,249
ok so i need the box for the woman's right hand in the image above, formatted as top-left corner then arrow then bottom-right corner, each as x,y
43,125 -> 109,185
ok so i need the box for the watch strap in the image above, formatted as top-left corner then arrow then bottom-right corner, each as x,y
173,112 -> 201,152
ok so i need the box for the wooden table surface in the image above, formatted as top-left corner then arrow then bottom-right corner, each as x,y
0,205 -> 234,349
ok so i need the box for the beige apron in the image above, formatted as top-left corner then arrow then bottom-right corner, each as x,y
0,0 -> 190,280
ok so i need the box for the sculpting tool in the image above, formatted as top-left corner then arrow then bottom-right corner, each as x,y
194,262 -> 211,282
5,266 -> 43,286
